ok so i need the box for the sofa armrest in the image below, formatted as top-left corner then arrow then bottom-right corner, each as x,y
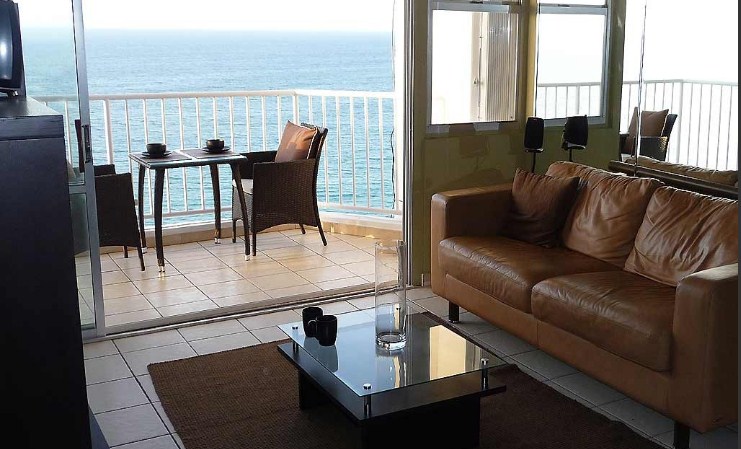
670,264 -> 738,432
430,184 -> 513,295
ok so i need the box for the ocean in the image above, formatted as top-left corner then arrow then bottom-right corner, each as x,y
22,29 -> 397,222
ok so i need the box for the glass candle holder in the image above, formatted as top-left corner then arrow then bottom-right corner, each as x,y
375,240 -> 408,350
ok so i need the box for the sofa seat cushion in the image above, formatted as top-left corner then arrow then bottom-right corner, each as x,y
438,236 -> 619,313
532,271 -> 676,372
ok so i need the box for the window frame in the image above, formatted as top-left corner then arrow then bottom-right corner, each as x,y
427,0 -> 523,134
536,0 -> 612,127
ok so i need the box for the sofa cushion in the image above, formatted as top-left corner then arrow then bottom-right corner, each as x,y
625,187 -> 738,286
548,163 -> 663,267
438,236 -> 619,313
502,169 -> 580,247
625,156 -> 738,187
275,121 -> 317,162
532,271 -> 676,372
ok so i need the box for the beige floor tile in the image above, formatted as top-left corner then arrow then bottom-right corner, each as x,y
337,235 -> 381,249
308,301 -> 357,316
106,309 -> 163,327
251,272 -> 310,291
114,254 -> 159,271
342,260 -> 376,277
152,402 -> 175,433
83,340 -> 119,360
157,300 -> 219,318
201,241 -> 247,256
189,332 -> 261,355
101,270 -> 131,285
84,354 -> 133,385
123,264 -> 178,282
136,375 -> 159,402
217,252 -> 259,266
87,377 -> 150,414
134,275 -> 194,294
252,326 -> 289,343
168,256 -> 227,274
115,330 -> 186,353
324,250 -> 374,265
95,404 -> 169,447
315,277 -> 370,291
263,246 -> 317,261
296,266 -> 356,284
305,241 -> 358,255
104,295 -> 154,316
178,319 -> 247,342
407,287 -> 437,301
184,268 -> 243,286
286,233 -> 338,246
238,310 -> 302,330
232,260 -> 290,278
145,287 -> 208,308
265,284 -> 322,299
347,295 -> 376,310
163,242 -> 205,253
255,239 -> 300,251
121,343 -> 197,376
103,282 -> 142,300
278,255 -> 335,271
100,259 -> 122,273
199,279 -> 260,299
212,291 -> 271,308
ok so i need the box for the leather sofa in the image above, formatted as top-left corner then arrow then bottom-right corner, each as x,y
431,162 -> 738,439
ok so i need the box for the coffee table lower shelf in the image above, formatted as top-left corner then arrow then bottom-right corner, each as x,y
278,343 -> 507,449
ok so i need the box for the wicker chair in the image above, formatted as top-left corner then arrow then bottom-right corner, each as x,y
619,113 -> 678,161
231,123 -> 329,256
75,120 -> 145,270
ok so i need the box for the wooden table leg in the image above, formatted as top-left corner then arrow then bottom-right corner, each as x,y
209,164 -> 222,244
230,163 -> 251,259
137,165 -> 147,249
154,169 -> 166,272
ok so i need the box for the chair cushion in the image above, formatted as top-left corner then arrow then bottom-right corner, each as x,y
275,121 -> 317,162
547,163 -> 663,268
232,178 -> 254,195
438,236 -> 619,313
532,271 -> 676,372
625,187 -> 738,286
502,169 -> 580,247
624,108 -> 669,154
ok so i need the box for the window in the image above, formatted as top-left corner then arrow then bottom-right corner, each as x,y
428,1 -> 521,131
535,0 -> 610,122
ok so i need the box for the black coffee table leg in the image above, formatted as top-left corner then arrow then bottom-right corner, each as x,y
298,373 -> 330,410
154,169 -> 166,272
137,165 -> 147,249
209,164 -> 221,244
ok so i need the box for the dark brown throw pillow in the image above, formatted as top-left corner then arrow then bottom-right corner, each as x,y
503,169 -> 580,247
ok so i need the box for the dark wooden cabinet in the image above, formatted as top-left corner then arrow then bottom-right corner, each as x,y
0,97 -> 93,449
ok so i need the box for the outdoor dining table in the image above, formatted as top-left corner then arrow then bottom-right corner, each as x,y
129,148 -> 250,272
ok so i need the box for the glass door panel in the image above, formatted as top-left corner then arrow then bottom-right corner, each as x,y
17,0 -> 104,335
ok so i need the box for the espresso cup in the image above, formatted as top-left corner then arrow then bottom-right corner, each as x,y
308,315 -> 338,347
146,143 -> 166,155
302,307 -> 323,337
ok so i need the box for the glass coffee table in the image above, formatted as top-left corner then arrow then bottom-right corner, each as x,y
278,310 -> 507,449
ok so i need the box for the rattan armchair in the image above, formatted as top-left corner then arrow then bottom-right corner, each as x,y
619,113 -> 678,161
231,124 -> 329,256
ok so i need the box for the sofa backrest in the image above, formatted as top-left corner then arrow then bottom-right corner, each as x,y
546,162 -> 663,267
625,187 -> 739,286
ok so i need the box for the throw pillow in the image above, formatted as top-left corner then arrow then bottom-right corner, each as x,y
624,108 -> 669,154
275,121 -> 318,162
502,169 -> 580,247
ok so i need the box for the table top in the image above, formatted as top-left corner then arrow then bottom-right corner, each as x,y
279,310 -> 505,398
129,148 -> 246,169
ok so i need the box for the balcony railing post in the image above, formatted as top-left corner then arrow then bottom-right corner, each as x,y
103,99 -> 115,165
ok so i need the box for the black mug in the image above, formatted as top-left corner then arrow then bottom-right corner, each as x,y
308,315 -> 338,347
302,307 -> 323,337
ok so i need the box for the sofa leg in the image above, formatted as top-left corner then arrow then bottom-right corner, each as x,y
448,303 -> 460,323
673,422 -> 690,449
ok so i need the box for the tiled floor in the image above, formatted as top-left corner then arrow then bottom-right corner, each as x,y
76,229 -> 379,329
83,288 -> 738,449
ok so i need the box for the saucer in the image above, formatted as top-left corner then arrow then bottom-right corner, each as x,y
142,151 -> 172,159
202,146 -> 231,154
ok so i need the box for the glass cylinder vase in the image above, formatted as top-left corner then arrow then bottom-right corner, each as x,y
375,240 -> 408,350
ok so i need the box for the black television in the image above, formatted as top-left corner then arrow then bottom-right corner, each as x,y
0,0 -> 24,96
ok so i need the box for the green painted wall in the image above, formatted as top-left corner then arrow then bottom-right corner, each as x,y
409,0 -> 628,283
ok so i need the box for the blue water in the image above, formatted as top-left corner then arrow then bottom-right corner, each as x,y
22,29 -> 397,222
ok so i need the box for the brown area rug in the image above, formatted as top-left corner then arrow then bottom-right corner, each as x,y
149,342 -> 664,449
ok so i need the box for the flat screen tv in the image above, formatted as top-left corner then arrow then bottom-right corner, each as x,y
0,1 -> 24,96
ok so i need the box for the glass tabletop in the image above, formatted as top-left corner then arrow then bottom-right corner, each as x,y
280,310 -> 504,397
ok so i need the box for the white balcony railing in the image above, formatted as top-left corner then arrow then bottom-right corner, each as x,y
39,90 -> 400,225
537,79 -> 739,171
39,79 -> 737,226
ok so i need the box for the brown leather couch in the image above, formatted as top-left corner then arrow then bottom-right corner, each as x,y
431,162 -> 738,437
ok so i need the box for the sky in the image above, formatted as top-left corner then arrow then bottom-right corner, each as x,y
16,0 -> 396,32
